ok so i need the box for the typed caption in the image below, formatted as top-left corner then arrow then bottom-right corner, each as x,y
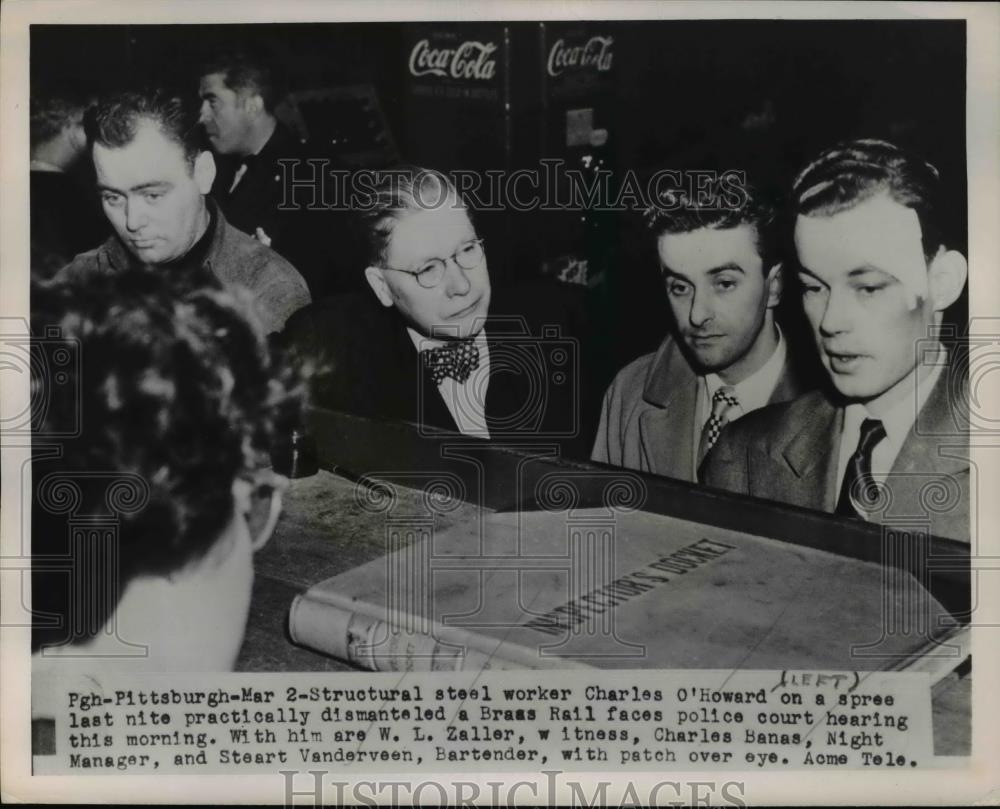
32,669 -> 935,775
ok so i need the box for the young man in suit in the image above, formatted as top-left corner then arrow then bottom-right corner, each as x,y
702,139 -> 969,542
592,181 -> 812,482
282,167 -> 581,448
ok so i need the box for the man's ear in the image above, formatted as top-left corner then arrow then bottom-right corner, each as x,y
243,93 -> 265,119
927,249 -> 968,312
193,150 -> 217,195
364,266 -> 395,308
765,261 -> 783,308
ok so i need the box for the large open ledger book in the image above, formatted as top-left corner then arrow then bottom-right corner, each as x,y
289,507 -> 959,671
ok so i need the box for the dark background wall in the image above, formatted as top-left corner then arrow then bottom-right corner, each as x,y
32,20 -> 967,395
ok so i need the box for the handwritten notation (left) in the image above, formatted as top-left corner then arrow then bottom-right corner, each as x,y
772,671 -> 861,693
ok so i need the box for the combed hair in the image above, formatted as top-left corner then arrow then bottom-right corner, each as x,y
791,138 -> 946,260
83,89 -> 202,166
357,166 -> 466,268
30,265 -> 306,651
644,180 -> 779,272
199,48 -> 286,113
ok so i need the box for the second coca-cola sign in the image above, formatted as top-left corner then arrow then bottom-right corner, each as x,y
408,38 -> 498,81
547,35 -> 614,77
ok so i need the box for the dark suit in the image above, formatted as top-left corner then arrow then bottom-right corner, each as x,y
280,283 -> 588,455
701,366 -> 969,542
211,122 -> 364,300
592,335 -> 809,482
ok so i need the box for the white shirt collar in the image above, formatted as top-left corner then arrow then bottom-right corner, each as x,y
704,325 -> 787,414
845,345 -> 945,449
406,326 -> 491,438
838,343 -> 946,489
406,326 -> 487,353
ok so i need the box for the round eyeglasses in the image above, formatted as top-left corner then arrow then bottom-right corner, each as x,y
380,238 -> 486,289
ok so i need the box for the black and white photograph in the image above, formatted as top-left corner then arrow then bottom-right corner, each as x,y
2,1 -> 998,804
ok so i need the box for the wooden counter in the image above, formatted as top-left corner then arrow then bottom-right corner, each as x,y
236,467 -> 970,756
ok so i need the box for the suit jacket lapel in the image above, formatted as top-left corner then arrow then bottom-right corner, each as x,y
768,360 -> 804,404
636,338 -> 699,480
772,393 -> 842,511
390,320 -> 459,433
893,366 -> 968,478
483,324 -> 535,435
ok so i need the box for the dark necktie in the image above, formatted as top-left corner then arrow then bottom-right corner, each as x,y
698,386 -> 741,466
836,418 -> 887,518
421,339 -> 480,384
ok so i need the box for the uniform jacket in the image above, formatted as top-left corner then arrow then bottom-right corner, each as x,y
59,200 -> 310,334
591,334 -> 808,481
701,367 -> 970,542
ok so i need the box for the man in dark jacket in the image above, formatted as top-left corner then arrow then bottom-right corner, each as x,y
198,50 -> 363,299
29,94 -> 108,276
282,167 -> 584,454
59,88 -> 310,334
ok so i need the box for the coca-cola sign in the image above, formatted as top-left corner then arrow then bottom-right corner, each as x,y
547,35 -> 614,77
408,38 -> 498,81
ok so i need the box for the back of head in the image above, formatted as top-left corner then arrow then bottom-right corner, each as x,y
30,94 -> 87,152
791,138 -> 947,261
31,264 -> 303,654
84,88 -> 202,166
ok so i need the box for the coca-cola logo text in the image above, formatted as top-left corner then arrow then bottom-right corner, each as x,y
547,35 -> 614,77
409,38 -> 498,81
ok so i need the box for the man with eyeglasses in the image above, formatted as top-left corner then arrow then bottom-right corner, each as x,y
592,179 -> 814,482
282,166 -> 579,442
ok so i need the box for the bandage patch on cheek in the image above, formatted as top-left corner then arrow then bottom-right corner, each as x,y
794,193 -> 930,310
869,206 -> 930,309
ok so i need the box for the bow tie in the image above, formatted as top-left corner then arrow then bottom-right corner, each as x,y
421,339 -> 480,384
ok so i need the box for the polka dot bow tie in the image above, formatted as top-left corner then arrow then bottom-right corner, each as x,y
421,339 -> 480,384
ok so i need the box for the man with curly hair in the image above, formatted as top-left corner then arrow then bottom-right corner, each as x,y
592,177 -> 812,482
31,264 -> 304,671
